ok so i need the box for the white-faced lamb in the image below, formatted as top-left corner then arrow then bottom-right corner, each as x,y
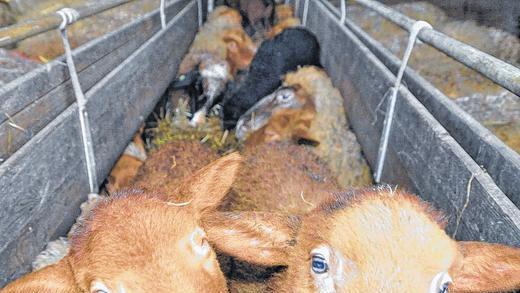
236,66 -> 372,188
171,6 -> 257,127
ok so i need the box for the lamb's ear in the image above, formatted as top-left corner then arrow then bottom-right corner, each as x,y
1,259 -> 76,293
174,153 -> 242,213
202,211 -> 300,266
449,241 -> 520,292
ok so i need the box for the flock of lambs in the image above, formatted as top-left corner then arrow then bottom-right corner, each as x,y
2,1 -> 520,292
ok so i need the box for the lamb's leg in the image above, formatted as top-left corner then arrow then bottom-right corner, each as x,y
189,95 -> 215,127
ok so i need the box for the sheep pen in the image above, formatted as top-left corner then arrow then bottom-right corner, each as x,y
0,0 -> 519,291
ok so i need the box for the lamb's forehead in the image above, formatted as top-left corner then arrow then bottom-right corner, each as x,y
303,188 -> 448,244
70,190 -> 196,252
307,188 -> 455,260
316,188 -> 443,220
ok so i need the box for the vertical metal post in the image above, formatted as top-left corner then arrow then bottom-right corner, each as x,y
197,0 -> 203,27
374,21 -> 432,183
340,0 -> 346,24
160,0 -> 166,29
208,0 -> 214,13
57,8 -> 99,194
302,0 -> 310,25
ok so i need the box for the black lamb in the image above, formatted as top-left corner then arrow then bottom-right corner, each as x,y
222,27 -> 321,129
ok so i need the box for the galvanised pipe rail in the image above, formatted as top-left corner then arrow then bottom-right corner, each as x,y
354,0 -> 520,97
0,0 -> 136,47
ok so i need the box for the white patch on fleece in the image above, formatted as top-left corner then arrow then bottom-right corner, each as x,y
123,142 -> 147,162
201,63 -> 230,99
201,63 -> 229,80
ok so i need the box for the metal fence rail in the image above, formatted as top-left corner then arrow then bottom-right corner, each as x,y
317,0 -> 520,208
301,0 -> 520,247
0,0 -> 198,285
353,0 -> 520,98
0,0 -> 136,47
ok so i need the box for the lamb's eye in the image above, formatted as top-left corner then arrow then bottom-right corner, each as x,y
90,281 -> 110,293
431,272 -> 452,293
311,254 -> 328,274
439,282 -> 449,293
277,90 -> 292,101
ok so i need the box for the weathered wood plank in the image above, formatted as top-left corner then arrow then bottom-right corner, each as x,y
0,2 -> 197,286
306,0 -> 520,245
0,0 -> 191,162
322,2 -> 520,208
0,0 -> 189,124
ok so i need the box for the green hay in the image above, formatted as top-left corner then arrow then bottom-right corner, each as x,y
148,99 -> 240,154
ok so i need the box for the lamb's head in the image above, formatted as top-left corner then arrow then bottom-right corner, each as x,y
207,6 -> 242,27
274,4 -> 295,22
199,58 -> 232,101
203,188 -> 520,293
235,85 -> 316,145
2,154 -> 243,293
69,192 -> 227,293
275,189 -> 458,293
222,27 -> 257,74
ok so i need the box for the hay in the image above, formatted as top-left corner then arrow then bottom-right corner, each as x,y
148,99 -> 240,154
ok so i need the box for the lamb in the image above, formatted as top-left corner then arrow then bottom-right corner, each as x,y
235,84 -> 317,146
172,6 -> 257,126
273,3 -> 294,21
32,127 -> 147,271
265,4 -> 301,39
177,6 -> 254,76
202,187 -> 520,292
236,66 -> 372,188
131,140 -> 221,196
28,142 -> 222,273
222,27 -> 321,129
130,140 -> 339,292
239,0 -> 275,39
222,0 -> 276,39
132,140 -> 339,215
2,154 -> 242,293
32,193 -> 105,271
265,16 -> 300,39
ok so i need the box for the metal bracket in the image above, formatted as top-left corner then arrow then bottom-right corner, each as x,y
374,20 -> 432,183
57,8 -> 99,194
